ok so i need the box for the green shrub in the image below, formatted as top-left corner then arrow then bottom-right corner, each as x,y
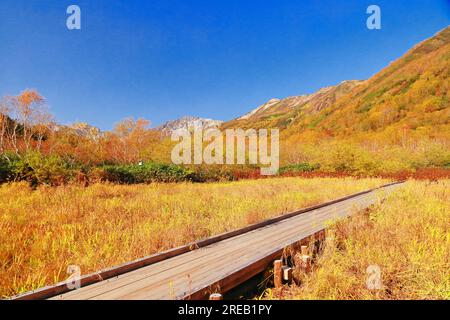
101,163 -> 196,184
9,152 -> 73,186
279,163 -> 319,174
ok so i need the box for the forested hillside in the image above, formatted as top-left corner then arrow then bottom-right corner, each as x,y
284,26 -> 450,139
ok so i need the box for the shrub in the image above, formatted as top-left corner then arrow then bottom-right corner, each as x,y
316,143 -> 383,176
9,152 -> 73,186
279,163 -> 319,175
101,163 -> 196,184
189,165 -> 236,182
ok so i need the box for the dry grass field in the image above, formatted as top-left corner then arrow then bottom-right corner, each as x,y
0,177 -> 386,298
263,180 -> 449,300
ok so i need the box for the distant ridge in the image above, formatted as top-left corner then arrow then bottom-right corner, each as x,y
157,116 -> 223,135
236,80 -> 363,121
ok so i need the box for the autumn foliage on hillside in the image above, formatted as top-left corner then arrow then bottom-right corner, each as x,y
279,28 -> 450,175
246,27 -> 449,176
288,27 -> 449,136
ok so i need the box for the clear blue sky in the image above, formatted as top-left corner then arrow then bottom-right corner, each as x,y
0,0 -> 449,130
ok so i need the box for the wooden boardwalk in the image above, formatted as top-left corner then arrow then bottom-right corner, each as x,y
15,182 -> 403,300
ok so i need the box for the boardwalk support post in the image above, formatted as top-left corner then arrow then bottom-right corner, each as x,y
209,293 -> 223,300
282,266 -> 293,283
300,246 -> 311,273
274,260 -> 283,288
301,245 -> 308,256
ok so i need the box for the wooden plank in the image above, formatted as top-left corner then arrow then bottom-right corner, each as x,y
187,249 -> 285,300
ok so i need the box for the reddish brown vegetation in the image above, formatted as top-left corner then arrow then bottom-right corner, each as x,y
231,168 -> 450,182
377,168 -> 450,181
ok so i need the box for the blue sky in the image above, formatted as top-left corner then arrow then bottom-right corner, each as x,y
0,0 -> 449,130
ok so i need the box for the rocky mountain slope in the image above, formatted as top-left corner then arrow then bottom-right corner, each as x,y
157,116 -> 223,135
238,80 -> 363,121
222,80 -> 363,130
